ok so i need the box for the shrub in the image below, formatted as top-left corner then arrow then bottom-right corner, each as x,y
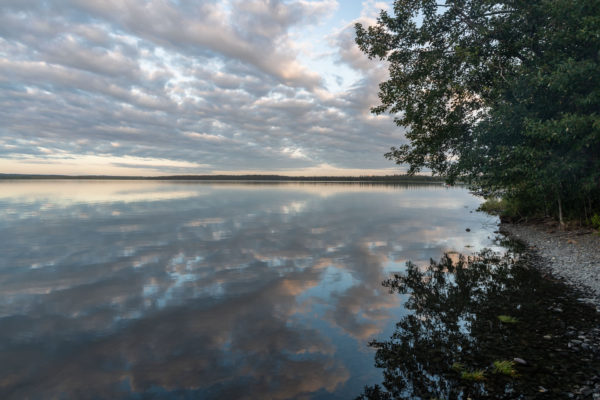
591,214 -> 600,230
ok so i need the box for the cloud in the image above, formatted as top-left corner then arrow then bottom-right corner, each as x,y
0,0 -> 403,176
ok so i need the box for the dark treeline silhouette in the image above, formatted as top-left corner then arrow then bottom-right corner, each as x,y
0,174 -> 444,183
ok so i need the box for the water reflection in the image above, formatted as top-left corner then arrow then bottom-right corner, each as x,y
0,181 -> 498,399
358,248 -> 600,399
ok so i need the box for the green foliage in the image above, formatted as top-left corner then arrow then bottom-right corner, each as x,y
461,370 -> 486,381
497,315 -> 519,324
453,362 -> 489,381
478,198 -> 507,216
492,360 -> 518,377
592,214 -> 600,230
451,362 -> 465,372
356,0 -> 600,221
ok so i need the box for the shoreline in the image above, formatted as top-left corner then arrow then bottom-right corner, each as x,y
499,221 -> 600,397
499,222 -> 600,311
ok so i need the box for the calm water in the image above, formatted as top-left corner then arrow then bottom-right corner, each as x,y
0,181 -> 499,399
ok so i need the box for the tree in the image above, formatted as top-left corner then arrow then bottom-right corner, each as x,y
355,0 -> 600,222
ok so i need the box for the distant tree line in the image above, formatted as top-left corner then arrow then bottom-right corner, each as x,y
356,0 -> 600,226
0,174 -> 444,183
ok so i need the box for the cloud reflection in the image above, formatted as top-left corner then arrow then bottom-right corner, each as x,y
0,181 -> 498,398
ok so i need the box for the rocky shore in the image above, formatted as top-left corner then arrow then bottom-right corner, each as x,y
500,223 -> 600,310
500,222 -> 600,399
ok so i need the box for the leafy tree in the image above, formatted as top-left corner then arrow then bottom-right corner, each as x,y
355,0 -> 600,223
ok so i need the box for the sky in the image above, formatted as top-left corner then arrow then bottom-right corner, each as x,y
0,0 -> 408,176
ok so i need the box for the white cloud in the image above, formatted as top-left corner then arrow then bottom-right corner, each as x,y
281,146 -> 310,160
0,0 -> 403,176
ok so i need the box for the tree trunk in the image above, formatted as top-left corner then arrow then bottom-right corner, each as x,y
558,195 -> 565,230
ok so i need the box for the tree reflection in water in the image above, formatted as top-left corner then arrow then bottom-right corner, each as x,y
359,248 -> 600,399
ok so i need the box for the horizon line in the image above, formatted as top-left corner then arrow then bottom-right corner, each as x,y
0,173 -> 442,181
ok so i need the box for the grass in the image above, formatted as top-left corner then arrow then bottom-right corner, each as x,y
461,369 -> 486,381
498,315 -> 519,324
492,360 -> 518,377
478,197 -> 507,215
451,362 -> 465,372
452,362 -> 486,381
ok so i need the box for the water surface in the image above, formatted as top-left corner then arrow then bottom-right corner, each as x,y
0,181 -> 498,399
357,248 -> 600,399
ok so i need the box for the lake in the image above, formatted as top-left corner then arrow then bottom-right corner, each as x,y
0,181 -> 501,398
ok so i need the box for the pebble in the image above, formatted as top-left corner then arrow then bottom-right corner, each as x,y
500,223 -> 600,307
500,223 -> 600,397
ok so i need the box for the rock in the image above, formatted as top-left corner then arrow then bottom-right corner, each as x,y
499,223 -> 600,308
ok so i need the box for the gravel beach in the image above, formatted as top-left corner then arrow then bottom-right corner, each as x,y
500,223 -> 600,398
500,222 -> 600,309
